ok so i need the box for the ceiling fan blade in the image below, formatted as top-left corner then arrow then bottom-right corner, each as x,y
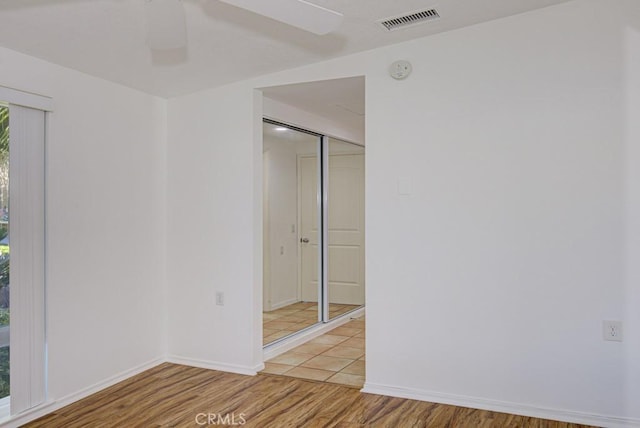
145,0 -> 187,50
219,0 -> 343,35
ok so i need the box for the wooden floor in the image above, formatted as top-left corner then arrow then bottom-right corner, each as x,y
25,363 -> 594,428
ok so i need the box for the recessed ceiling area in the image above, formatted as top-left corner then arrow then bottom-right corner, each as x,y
0,0 -> 573,98
263,76 -> 364,142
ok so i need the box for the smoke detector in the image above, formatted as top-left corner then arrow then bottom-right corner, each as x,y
389,60 -> 412,80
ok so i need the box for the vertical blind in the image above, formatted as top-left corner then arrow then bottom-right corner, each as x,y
8,103 -> 46,415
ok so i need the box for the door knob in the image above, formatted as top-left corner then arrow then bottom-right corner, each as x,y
300,237 -> 309,243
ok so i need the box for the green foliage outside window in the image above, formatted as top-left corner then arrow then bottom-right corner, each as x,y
0,107 -> 7,195
0,106 -> 7,155
0,105 -> 9,400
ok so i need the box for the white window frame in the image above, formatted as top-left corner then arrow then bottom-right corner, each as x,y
0,87 -> 54,112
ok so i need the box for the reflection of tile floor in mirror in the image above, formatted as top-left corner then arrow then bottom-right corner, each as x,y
262,315 -> 365,388
263,302 -> 360,345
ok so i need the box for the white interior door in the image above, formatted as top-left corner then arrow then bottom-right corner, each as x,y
299,150 -> 365,306
327,152 -> 365,305
299,155 -> 319,302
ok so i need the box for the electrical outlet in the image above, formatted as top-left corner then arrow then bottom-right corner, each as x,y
215,292 -> 224,306
603,320 -> 623,342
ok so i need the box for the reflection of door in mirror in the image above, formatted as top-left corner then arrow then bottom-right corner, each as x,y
299,154 -> 318,304
262,122 -> 320,346
327,139 -> 365,319
299,139 -> 365,321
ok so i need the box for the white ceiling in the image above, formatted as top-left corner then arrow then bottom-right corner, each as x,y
0,0 -> 572,98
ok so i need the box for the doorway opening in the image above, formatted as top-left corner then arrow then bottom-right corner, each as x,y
262,119 -> 365,346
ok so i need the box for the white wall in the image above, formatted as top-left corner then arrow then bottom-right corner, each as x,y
167,0 -> 640,425
263,137 -> 299,311
364,1 -> 631,422
0,48 -> 167,403
166,84 -> 262,373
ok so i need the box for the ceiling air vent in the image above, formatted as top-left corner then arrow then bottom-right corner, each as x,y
378,9 -> 440,31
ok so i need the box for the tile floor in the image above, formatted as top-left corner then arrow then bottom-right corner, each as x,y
262,315 -> 365,388
263,302 -> 360,345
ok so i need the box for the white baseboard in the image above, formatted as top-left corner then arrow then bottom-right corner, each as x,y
2,353 -> 636,428
0,355 -> 263,428
267,298 -> 300,312
361,382 -> 640,428
0,357 -> 165,428
167,355 -> 263,376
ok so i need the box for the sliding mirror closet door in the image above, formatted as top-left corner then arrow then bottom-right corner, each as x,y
262,122 -> 320,345
326,138 -> 365,320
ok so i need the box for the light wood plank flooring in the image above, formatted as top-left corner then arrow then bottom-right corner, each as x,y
25,363 -> 594,427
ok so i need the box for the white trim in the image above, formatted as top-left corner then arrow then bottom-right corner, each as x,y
0,358 -> 164,428
316,137 -> 323,322
166,355 -> 262,376
0,401 -> 56,428
361,382 -> 640,428
320,135 -> 329,322
0,397 -> 9,422
263,308 -> 364,361
1,350 -> 633,428
0,86 -> 53,112
268,297 -> 299,311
